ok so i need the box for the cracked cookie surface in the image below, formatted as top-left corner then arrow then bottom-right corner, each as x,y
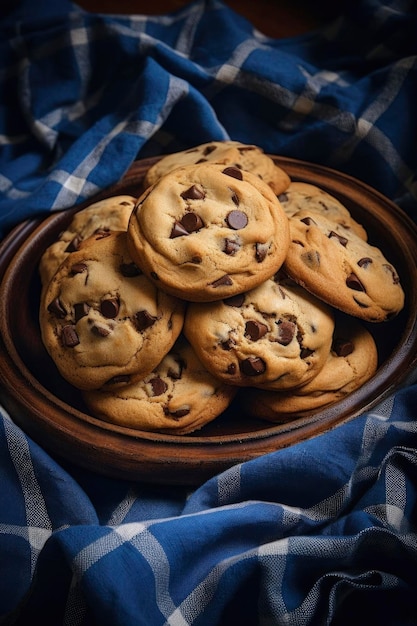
127,162 -> 291,302
39,195 -> 136,288
277,182 -> 368,240
284,209 -> 405,322
183,275 -> 335,389
242,315 -> 378,419
143,140 -> 291,194
39,231 -> 185,390
83,336 -> 237,434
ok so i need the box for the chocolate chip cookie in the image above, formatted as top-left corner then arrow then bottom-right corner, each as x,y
284,209 -> 405,322
83,336 -> 238,434
278,182 -> 367,240
39,195 -> 136,287
143,140 -> 291,194
242,315 -> 378,420
40,231 -> 185,390
183,275 -> 335,389
127,162 -> 291,302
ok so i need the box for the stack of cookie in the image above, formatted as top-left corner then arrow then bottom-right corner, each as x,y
39,141 -> 405,434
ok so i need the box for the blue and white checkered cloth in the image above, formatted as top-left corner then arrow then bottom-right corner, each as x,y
1,0 -> 417,623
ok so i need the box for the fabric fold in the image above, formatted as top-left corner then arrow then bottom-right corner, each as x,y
1,0 -> 417,623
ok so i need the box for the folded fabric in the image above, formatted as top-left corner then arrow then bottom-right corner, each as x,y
2,389 -> 417,625
1,0 -> 416,239
1,0 -> 417,624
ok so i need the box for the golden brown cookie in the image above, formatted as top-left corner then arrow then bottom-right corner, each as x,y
225,142 -> 291,194
277,182 -> 367,240
143,140 -> 290,194
83,336 -> 238,435
183,275 -> 335,389
242,315 -> 378,420
39,195 -> 136,287
127,162 -> 291,302
40,231 -> 185,390
284,209 -> 405,322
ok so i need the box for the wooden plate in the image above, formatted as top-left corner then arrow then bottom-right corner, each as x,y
1,156 -> 416,486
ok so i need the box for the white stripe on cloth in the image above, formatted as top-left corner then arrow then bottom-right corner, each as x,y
2,414 -> 53,575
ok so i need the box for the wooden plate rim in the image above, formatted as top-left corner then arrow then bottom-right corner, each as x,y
0,155 -> 416,485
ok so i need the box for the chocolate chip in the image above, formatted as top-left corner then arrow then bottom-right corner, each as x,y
255,243 -> 268,262
70,262 -> 88,275
180,185 -> 205,200
332,337 -> 354,357
240,356 -> 266,376
300,216 -> 317,226
230,190 -> 239,206
74,302 -> 89,322
167,407 -> 190,418
221,338 -> 235,350
222,166 -> 243,180
203,145 -> 216,156
223,238 -> 240,255
61,325 -> 79,347
210,274 -> 233,288
180,212 -> 204,233
277,193 -> 288,203
346,272 -> 365,291
65,235 -> 81,253
150,377 -> 168,396
224,293 -> 245,307
191,255 -> 203,264
170,221 -> 190,238
227,363 -> 237,374
245,320 -> 268,341
357,257 -> 372,268
328,231 -> 348,246
301,250 -> 320,269
120,262 -> 141,277
92,324 -> 111,337
47,298 -> 66,318
226,210 -> 248,230
135,310 -> 158,330
105,374 -> 131,385
300,347 -> 314,359
276,320 -> 296,345
100,298 -> 119,319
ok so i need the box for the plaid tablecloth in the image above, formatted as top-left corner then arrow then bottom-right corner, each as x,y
1,0 -> 417,624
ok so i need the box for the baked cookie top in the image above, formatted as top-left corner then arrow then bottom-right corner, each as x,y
39,195 -> 136,287
83,336 -> 237,435
284,209 -> 405,322
40,231 -> 185,391
183,275 -> 335,389
143,140 -> 291,194
243,315 -> 378,420
127,162 -> 291,302
277,182 -> 368,240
